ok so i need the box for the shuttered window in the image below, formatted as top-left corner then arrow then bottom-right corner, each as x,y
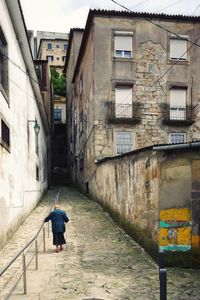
114,32 -> 132,58
115,87 -> 132,118
170,88 -> 187,120
170,37 -> 187,61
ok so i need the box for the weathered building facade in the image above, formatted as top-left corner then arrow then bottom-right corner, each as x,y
92,143 -> 200,266
0,0 -> 50,248
65,10 -> 200,264
65,28 -> 84,183
66,9 -> 200,190
37,32 -> 69,74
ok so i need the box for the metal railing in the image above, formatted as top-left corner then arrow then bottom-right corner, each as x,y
107,103 -> 141,124
162,104 -> 197,125
0,187 -> 61,300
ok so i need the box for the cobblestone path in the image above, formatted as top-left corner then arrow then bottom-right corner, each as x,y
0,187 -> 200,299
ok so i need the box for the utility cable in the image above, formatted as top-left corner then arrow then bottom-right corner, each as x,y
110,0 -> 200,48
192,3 -> 200,15
129,0 -> 151,9
155,0 -> 185,13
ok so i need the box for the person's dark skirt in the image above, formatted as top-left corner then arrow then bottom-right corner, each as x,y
53,232 -> 66,245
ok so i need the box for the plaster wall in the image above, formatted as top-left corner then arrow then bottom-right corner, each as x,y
90,150 -> 159,248
0,1 -> 48,248
90,148 -> 200,264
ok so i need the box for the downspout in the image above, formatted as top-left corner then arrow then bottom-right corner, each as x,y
153,142 -> 200,151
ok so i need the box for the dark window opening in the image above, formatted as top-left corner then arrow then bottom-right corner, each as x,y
0,27 -> 8,96
1,119 -> 10,147
36,165 -> 39,181
54,108 -> 62,123
79,153 -> 84,170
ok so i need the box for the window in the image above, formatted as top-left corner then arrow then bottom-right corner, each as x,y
169,133 -> 186,144
115,86 -> 132,118
46,55 -> 53,62
54,108 -> 62,123
1,119 -> 10,148
64,43 -> 68,50
80,73 -> 83,95
0,27 -> 8,95
47,43 -> 52,49
56,44 -> 59,48
114,31 -> 132,58
79,111 -> 83,133
36,165 -> 39,181
170,87 -> 187,120
116,132 -> 133,155
62,56 -> 66,62
79,153 -> 84,170
170,36 -> 187,61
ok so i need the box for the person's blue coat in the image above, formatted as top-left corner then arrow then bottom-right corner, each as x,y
44,209 -> 69,233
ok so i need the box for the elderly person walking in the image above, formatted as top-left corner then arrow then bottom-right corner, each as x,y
44,205 -> 69,253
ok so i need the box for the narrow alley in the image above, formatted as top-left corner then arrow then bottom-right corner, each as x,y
0,188 -> 200,300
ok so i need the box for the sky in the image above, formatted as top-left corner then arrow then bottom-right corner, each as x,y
20,0 -> 200,33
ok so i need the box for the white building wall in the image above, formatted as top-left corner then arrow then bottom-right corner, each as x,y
0,0 -> 48,248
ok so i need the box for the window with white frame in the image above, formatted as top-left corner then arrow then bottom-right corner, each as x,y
170,36 -> 188,61
169,133 -> 186,144
114,31 -> 133,58
170,87 -> 187,120
115,86 -> 132,118
116,131 -> 133,155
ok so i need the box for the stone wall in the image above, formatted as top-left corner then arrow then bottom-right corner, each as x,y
90,146 -> 200,266
90,149 -> 160,257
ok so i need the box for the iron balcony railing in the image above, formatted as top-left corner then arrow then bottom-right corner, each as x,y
162,105 -> 197,125
108,103 -> 141,124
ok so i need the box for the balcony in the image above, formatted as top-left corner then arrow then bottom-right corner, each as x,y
107,103 -> 140,124
162,105 -> 197,126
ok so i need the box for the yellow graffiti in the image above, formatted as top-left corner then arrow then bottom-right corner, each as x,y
160,208 -> 191,221
159,228 -> 191,246
192,235 -> 200,246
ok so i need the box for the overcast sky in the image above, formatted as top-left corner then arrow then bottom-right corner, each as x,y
20,0 -> 200,33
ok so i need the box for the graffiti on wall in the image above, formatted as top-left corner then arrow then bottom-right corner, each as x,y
159,208 -> 191,252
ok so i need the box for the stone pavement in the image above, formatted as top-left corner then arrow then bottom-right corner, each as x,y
0,187 -> 200,300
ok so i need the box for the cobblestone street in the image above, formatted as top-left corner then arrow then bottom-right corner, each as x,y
0,187 -> 200,299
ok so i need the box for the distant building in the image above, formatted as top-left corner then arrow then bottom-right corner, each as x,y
36,31 -> 69,185
37,31 -> 69,74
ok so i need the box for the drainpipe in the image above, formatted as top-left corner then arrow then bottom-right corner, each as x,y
153,142 -> 200,151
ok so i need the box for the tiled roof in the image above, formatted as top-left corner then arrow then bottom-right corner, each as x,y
96,141 -> 200,164
90,9 -> 200,21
